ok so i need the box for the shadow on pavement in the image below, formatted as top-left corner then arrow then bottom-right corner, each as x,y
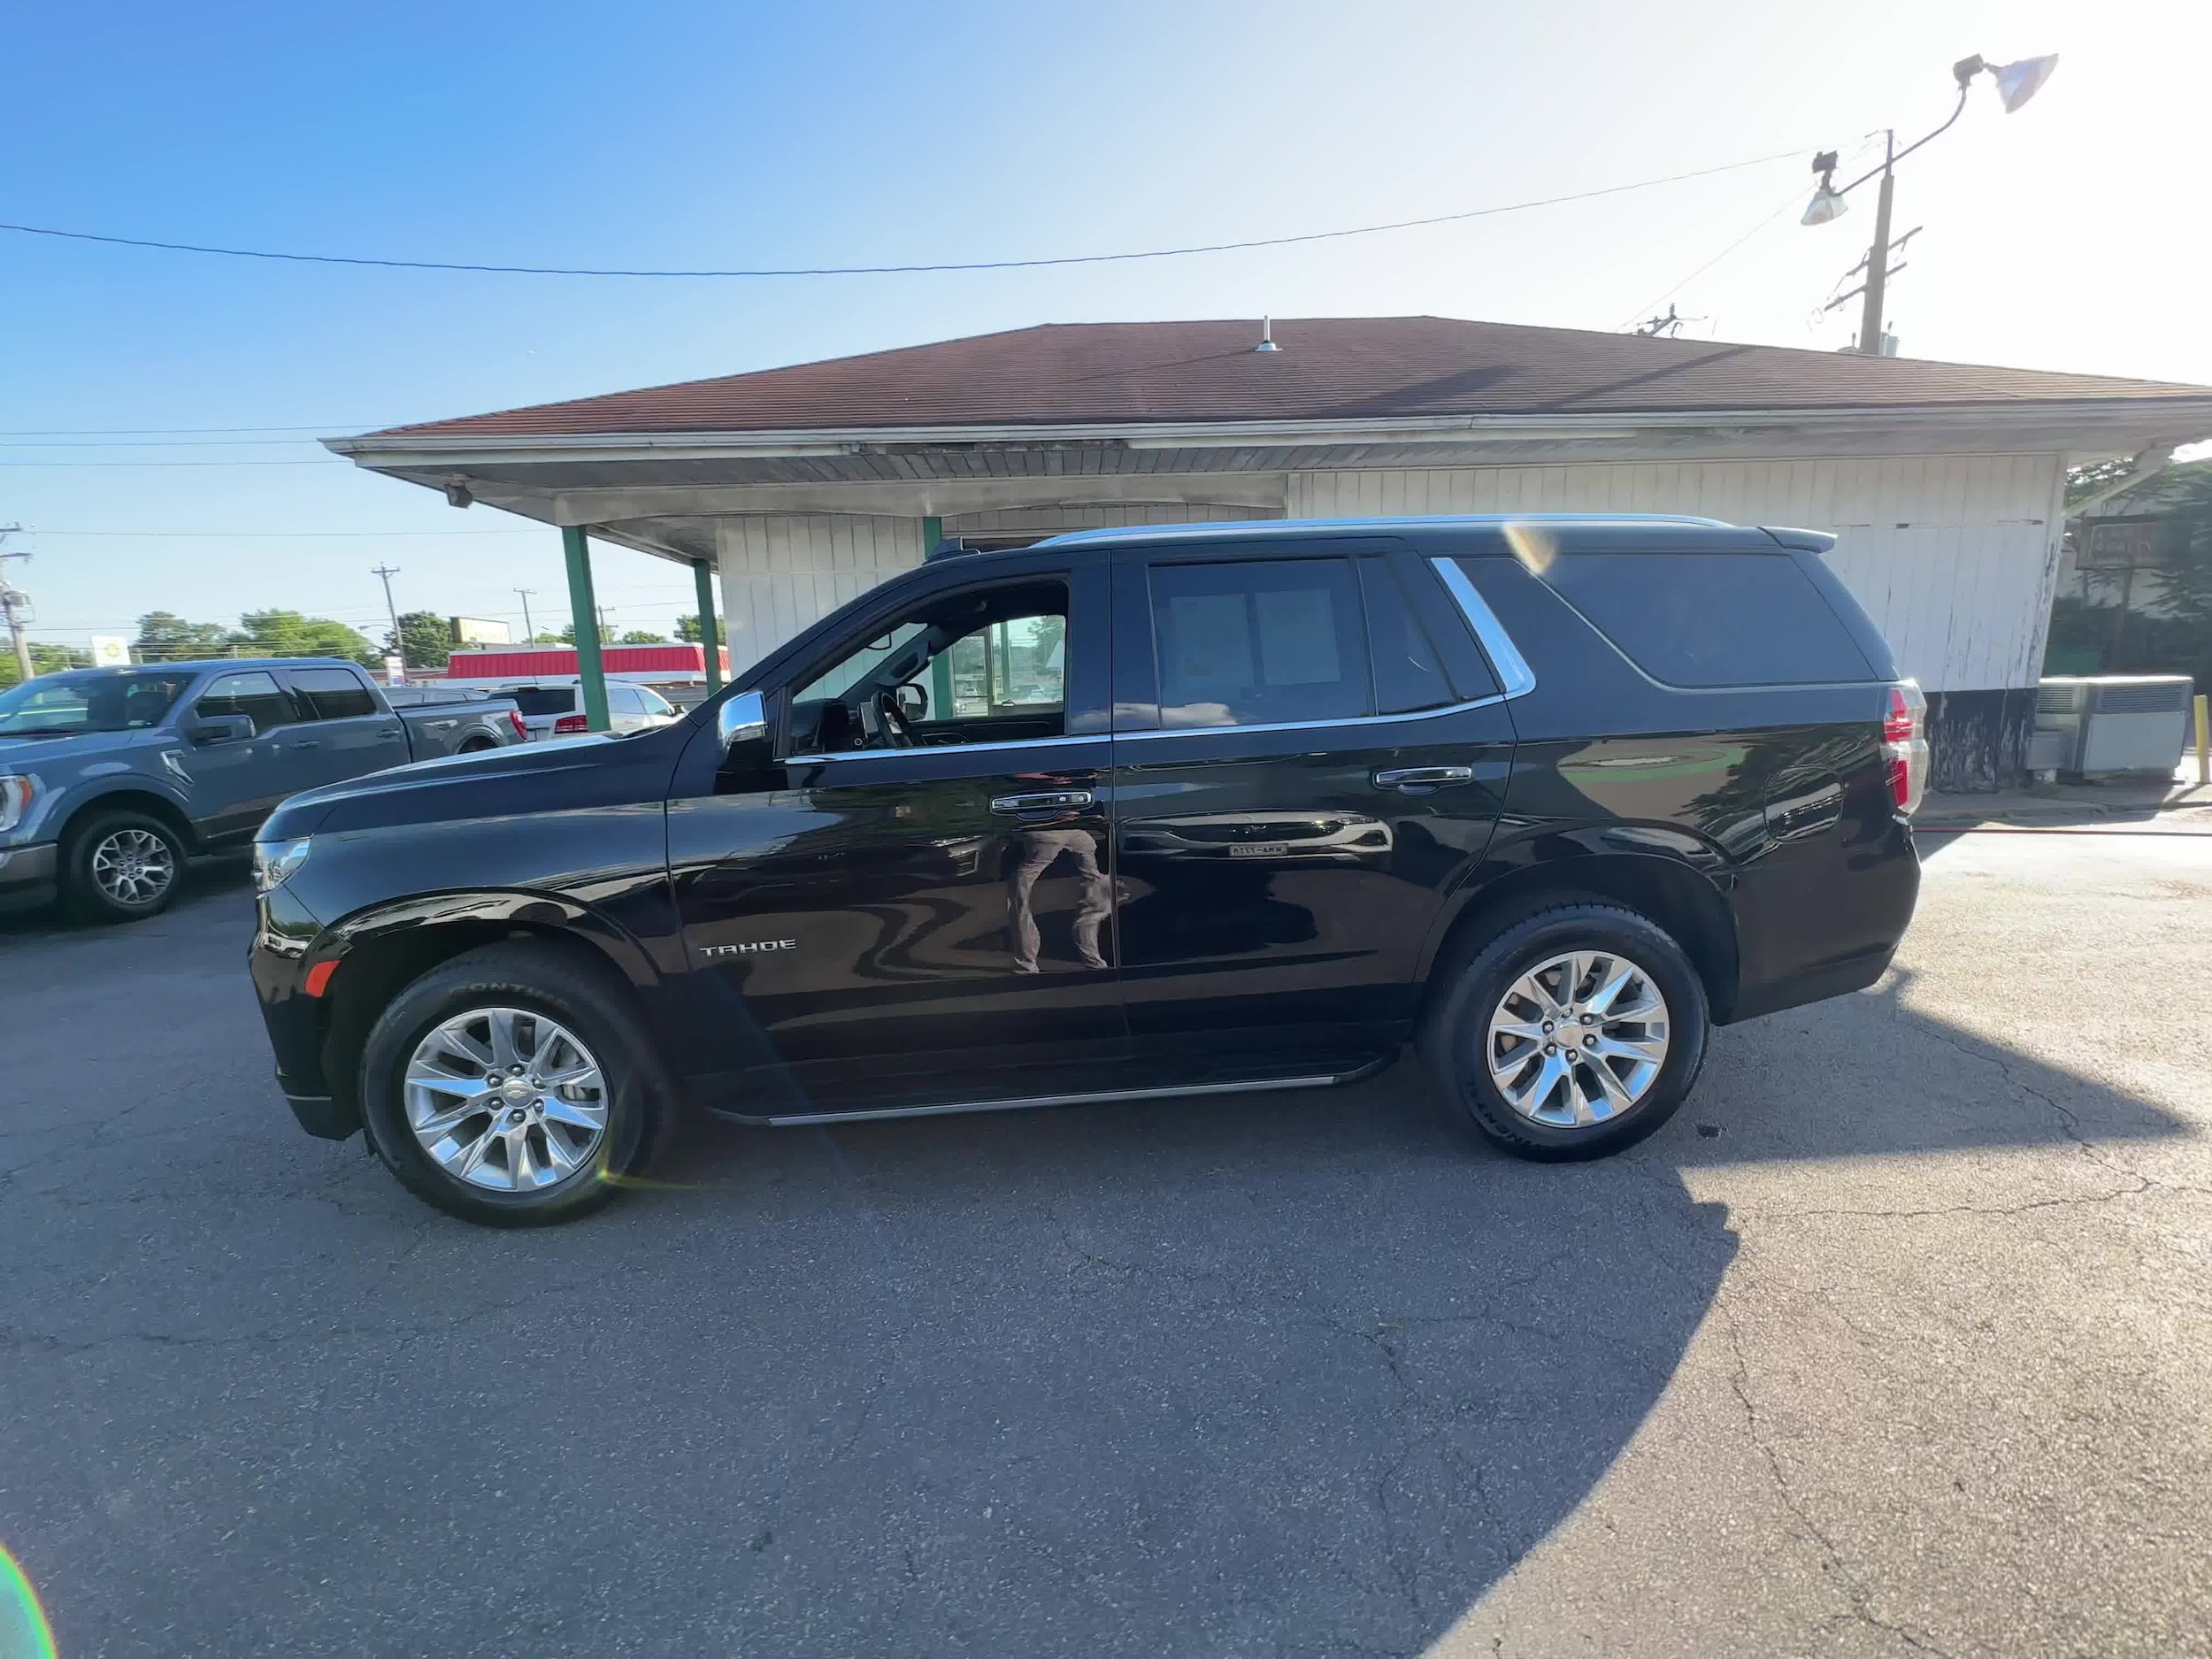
0,880 -> 2190,1656
0,853 -> 252,941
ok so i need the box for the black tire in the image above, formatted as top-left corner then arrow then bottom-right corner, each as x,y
457,736 -> 497,754
62,809 -> 188,924
358,943 -> 671,1226
1418,902 -> 1709,1161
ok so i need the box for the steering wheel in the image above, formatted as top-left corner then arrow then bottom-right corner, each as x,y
873,687 -> 916,748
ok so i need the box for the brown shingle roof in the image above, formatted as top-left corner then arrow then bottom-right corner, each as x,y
367,317 -> 2212,440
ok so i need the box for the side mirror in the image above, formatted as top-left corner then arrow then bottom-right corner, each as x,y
715,689 -> 768,757
894,682 -> 928,723
192,713 -> 256,745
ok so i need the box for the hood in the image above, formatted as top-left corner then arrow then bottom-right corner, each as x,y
0,726 -> 161,767
257,729 -> 674,842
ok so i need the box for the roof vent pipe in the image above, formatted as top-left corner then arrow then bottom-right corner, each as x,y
1254,316 -> 1280,353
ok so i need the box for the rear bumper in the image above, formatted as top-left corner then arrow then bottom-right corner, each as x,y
0,841 -> 58,911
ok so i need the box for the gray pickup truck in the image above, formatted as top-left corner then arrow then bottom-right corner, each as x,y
0,657 -> 521,922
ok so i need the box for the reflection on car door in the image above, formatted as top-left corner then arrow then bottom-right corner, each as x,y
1108,540 -> 1516,1069
667,558 -> 1125,1108
181,671 -> 319,845
280,666 -> 408,787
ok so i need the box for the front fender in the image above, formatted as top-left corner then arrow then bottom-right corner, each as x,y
23,758 -> 194,846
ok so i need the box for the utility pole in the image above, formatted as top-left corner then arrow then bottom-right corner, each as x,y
0,527 -> 34,684
514,588 -> 536,642
371,565 -> 403,655
1858,132 -> 1897,357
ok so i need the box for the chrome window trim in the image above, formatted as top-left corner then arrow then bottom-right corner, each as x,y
784,731 -> 1103,765
1114,696 -> 1503,742
1431,557 -> 1538,699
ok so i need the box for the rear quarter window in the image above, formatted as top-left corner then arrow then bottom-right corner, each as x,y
1538,551 -> 1877,687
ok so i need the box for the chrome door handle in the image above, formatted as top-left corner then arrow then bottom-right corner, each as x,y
990,789 -> 1094,815
289,739 -> 320,749
1372,765 -> 1473,789
377,729 -> 404,741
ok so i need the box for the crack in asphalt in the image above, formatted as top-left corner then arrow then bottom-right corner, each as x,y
1717,1298 -> 1957,1658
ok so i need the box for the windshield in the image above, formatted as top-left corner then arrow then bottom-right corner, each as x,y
0,670 -> 197,736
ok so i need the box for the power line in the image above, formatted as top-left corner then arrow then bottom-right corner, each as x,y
0,423 -> 388,436
0,150 -> 1803,280
25,527 -> 542,538
0,457 -> 343,468
1614,185 -> 1809,333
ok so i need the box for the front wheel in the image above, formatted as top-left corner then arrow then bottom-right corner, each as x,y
358,944 -> 670,1225
63,810 -> 187,923
1419,902 -> 1709,1160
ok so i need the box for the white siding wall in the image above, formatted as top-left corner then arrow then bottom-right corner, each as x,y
717,514 -> 925,679
1288,456 -> 2066,693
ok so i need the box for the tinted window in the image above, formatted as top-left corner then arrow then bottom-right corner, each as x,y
288,667 -> 379,719
196,671 -> 296,734
1539,552 -> 1877,687
1358,557 -> 1485,711
1148,557 -> 1371,729
510,687 -> 577,716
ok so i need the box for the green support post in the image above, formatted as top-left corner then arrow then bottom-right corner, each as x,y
922,516 -> 952,717
693,558 -> 724,693
561,525 -> 611,733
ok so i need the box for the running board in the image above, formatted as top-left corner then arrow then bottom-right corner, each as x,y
717,1056 -> 1391,1128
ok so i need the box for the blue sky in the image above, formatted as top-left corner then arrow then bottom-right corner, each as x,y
3,0 -> 2203,650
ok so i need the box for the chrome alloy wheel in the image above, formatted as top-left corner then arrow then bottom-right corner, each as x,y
1485,950 -> 1671,1129
403,1007 -> 609,1193
90,827 -> 176,907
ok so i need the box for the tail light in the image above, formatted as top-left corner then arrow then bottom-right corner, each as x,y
1883,680 -> 1929,817
553,713 -> 588,736
507,709 -> 527,742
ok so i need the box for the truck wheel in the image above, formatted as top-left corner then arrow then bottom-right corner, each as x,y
457,736 -> 497,753
1418,902 -> 1709,1161
63,810 -> 187,924
357,944 -> 671,1226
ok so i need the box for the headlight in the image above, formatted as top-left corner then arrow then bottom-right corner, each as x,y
0,774 -> 35,833
251,836 -> 312,894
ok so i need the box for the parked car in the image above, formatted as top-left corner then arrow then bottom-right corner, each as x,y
248,515 -> 1925,1226
0,658 -> 523,922
502,680 -> 680,741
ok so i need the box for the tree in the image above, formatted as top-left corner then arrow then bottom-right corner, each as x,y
392,611 -> 452,671
0,641 -> 91,689
234,610 -> 382,668
674,611 -> 724,644
2065,457 -> 2139,510
617,628 -> 669,644
134,611 -> 234,661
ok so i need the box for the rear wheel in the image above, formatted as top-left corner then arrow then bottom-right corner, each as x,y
63,810 -> 186,924
1419,902 -> 1709,1160
358,944 -> 670,1225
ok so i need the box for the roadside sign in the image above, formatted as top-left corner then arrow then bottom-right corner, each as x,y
384,654 -> 409,685
88,635 -> 131,666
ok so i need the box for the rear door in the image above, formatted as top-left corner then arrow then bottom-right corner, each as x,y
280,665 -> 408,785
1108,538 -> 1517,1068
179,669 -> 319,844
666,555 -> 1125,1105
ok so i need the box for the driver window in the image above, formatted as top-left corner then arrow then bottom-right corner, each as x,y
196,671 -> 296,736
787,580 -> 1067,755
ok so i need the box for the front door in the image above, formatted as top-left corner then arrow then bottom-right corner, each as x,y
1108,540 -> 1517,1067
179,670 -> 319,845
667,557 -> 1125,1110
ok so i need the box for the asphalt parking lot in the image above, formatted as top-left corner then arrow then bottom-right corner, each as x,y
3,827 -> 2209,1657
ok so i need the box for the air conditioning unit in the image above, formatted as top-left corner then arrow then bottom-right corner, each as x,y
2033,676 -> 2193,775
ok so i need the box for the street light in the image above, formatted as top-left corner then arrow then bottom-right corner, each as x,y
1804,53 -> 2058,355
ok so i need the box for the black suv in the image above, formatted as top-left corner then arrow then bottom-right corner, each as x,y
250,515 -> 1924,1225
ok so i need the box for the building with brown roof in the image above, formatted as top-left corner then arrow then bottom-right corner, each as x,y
328,316 -> 2212,786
